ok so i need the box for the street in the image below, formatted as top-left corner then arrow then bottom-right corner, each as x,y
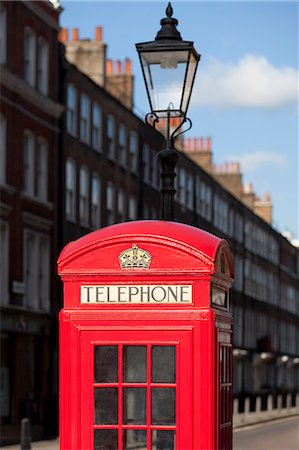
234,416 -> 299,450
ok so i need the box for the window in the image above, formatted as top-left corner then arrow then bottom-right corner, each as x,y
24,230 -> 50,311
178,169 -> 186,205
23,131 -> 35,195
36,139 -> 48,201
129,194 -> 137,220
91,174 -> 101,229
151,149 -> 158,187
0,222 -> 9,305
129,131 -> 138,172
80,94 -> 90,144
118,188 -> 126,222
142,144 -> 150,183
66,84 -> 77,136
92,103 -> 102,151
24,27 -> 36,86
37,38 -> 49,95
119,124 -> 127,167
0,6 -> 7,64
0,115 -> 6,185
79,166 -> 89,226
107,115 -> 115,160
186,174 -> 193,210
65,159 -> 77,222
106,181 -> 115,225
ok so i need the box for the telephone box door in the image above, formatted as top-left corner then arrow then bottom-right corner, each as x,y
80,329 -> 193,450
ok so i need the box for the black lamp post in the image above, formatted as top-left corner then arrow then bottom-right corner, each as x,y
136,2 -> 200,220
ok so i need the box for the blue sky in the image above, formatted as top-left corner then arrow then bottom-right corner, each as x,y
60,1 -> 299,237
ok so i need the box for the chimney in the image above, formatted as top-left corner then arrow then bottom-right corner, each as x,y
59,28 -> 68,43
254,193 -> 272,224
125,58 -> 131,75
184,136 -> 213,173
106,59 -> 114,75
186,137 -> 191,152
95,26 -> 103,41
116,60 -> 122,75
72,28 -> 79,42
213,158 -> 243,200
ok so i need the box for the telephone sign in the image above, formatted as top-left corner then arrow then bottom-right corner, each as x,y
58,220 -> 234,450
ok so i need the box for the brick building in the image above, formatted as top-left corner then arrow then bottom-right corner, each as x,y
0,1 -> 62,444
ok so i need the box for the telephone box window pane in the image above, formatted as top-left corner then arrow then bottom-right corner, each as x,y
152,430 -> 175,450
94,346 -> 118,383
123,388 -> 146,424
94,388 -> 118,424
151,388 -> 176,425
123,429 -> 146,449
94,429 -> 118,450
123,346 -> 147,382
152,346 -> 176,383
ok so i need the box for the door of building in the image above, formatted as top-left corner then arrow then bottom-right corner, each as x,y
80,329 -> 193,450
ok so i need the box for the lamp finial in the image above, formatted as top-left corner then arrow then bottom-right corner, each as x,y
166,2 -> 173,18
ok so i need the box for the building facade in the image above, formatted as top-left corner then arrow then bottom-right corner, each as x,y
0,1 -> 62,444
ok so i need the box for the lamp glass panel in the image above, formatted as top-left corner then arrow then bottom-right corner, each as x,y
181,52 -> 197,113
141,50 -> 189,116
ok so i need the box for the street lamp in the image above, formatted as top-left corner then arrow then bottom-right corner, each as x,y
136,2 -> 200,220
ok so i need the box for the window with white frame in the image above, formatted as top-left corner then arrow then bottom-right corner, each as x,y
80,94 -> 90,144
106,181 -> 115,225
66,84 -> 77,136
142,143 -> 150,183
36,139 -> 48,201
119,124 -> 127,167
0,6 -> 7,64
79,166 -> 89,226
65,159 -> 77,222
129,131 -> 138,172
118,188 -> 126,222
91,174 -> 101,229
0,115 -> 6,185
92,103 -> 102,151
23,131 -> 35,195
179,168 -> 186,205
37,38 -> 49,95
129,194 -> 137,220
24,27 -> 36,87
24,230 -> 50,311
0,221 -> 9,305
107,115 -> 115,160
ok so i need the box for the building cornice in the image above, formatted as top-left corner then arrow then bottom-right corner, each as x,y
22,211 -> 53,232
21,0 -> 60,31
1,66 -> 64,120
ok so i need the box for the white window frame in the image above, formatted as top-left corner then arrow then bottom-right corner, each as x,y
24,27 -> 36,87
23,230 -> 50,311
186,174 -> 193,210
79,166 -> 89,226
36,138 -> 48,201
92,103 -> 102,152
91,174 -> 101,229
66,84 -> 77,136
0,114 -> 6,185
129,194 -> 137,221
107,115 -> 115,160
80,94 -> 90,144
118,188 -> 126,222
65,159 -> 77,222
37,37 -> 49,95
0,5 -> 7,64
23,131 -> 35,196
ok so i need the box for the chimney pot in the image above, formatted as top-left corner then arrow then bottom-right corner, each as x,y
199,137 -> 204,150
125,58 -> 131,74
106,59 -> 114,75
224,162 -> 229,173
59,28 -> 68,43
186,137 -> 191,152
95,26 -> 103,41
206,137 -> 211,150
193,138 -> 197,151
116,60 -> 122,74
72,28 -> 79,42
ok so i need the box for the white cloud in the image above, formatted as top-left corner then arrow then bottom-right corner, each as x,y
227,151 -> 287,172
192,55 -> 298,108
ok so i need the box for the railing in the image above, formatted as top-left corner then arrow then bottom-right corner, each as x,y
233,393 -> 299,428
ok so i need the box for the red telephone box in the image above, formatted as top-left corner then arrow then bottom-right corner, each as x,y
58,221 -> 234,450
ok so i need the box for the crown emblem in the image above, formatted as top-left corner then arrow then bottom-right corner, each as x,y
118,244 -> 152,269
